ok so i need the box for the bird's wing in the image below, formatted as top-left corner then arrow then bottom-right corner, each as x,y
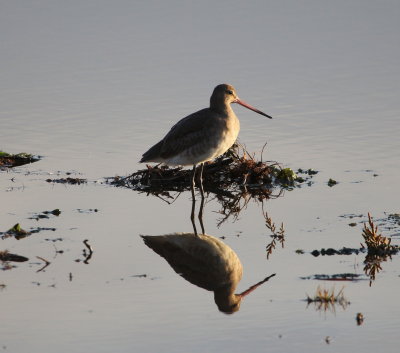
159,108 -> 215,159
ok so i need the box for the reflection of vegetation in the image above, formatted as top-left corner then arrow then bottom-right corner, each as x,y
302,213 -> 399,286
214,189 -> 283,227
363,253 -> 388,286
264,212 -> 285,259
306,285 -> 349,313
109,143 -> 314,230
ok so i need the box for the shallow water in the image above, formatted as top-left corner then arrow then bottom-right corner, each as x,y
1,1 -> 400,352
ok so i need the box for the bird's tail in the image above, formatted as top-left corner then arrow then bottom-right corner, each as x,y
139,140 -> 164,163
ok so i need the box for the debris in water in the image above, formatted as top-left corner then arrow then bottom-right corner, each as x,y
300,273 -> 364,281
0,250 -> 29,262
46,177 -> 87,185
29,209 -> 62,220
0,151 -> 41,169
77,208 -> 99,214
82,239 -> 94,264
0,223 -> 31,239
310,247 -> 361,256
327,178 -> 338,187
36,256 -> 51,272
356,312 -> 364,325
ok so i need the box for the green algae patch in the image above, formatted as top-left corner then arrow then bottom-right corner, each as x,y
274,167 -> 298,184
0,223 -> 32,240
1,223 -> 56,240
5,223 -> 31,237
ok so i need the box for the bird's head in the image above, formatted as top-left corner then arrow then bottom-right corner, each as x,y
210,83 -> 272,119
211,84 -> 239,107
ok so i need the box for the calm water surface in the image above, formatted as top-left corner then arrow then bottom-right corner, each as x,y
1,1 -> 400,352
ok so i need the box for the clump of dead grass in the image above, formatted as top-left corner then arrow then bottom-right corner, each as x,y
361,213 -> 399,285
361,213 -> 398,255
109,143 -> 305,194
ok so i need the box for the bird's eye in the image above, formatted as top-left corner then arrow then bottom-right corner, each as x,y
226,90 -> 233,95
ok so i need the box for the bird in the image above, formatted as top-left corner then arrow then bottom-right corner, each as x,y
140,84 -> 272,235
141,232 -> 276,314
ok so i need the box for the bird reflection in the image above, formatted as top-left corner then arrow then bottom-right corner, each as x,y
191,187 -> 205,236
141,233 -> 275,314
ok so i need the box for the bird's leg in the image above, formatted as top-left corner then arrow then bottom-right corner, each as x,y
198,163 -> 205,234
190,164 -> 198,236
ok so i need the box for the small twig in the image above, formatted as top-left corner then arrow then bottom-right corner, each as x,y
36,256 -> 51,272
83,239 -> 93,264
52,243 -> 63,258
260,140 -> 268,163
152,192 -> 180,204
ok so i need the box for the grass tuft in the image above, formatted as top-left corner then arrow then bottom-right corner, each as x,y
362,213 -> 394,252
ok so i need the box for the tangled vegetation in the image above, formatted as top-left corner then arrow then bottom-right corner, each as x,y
109,143 -> 311,194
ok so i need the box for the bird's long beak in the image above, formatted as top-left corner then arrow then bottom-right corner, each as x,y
238,273 -> 276,298
234,98 -> 273,119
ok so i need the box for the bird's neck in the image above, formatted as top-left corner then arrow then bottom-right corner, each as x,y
210,101 -> 234,116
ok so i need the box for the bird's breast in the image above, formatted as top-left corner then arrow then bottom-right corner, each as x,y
210,113 -> 240,157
